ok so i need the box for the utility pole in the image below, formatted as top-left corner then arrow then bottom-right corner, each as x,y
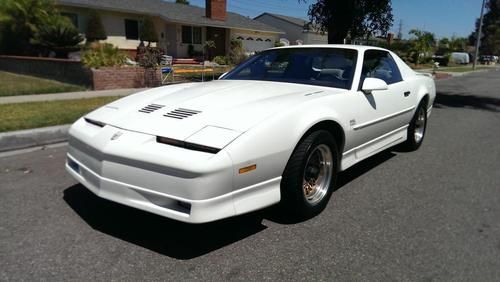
473,0 -> 486,70
397,20 -> 403,40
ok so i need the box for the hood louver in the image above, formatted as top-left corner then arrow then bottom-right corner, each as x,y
139,104 -> 165,113
164,108 -> 201,120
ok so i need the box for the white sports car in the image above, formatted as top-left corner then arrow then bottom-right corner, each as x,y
66,45 -> 435,223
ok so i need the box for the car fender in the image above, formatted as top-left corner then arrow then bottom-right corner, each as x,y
224,95 -> 350,192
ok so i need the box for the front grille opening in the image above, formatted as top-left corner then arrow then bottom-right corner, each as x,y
176,201 -> 192,213
67,158 -> 80,173
139,104 -> 165,113
164,108 -> 201,119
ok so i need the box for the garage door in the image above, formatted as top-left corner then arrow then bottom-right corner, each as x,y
234,35 -> 274,53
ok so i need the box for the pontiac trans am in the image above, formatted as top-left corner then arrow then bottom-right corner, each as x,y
66,45 -> 436,223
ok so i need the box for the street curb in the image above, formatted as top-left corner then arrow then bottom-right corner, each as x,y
0,125 -> 70,152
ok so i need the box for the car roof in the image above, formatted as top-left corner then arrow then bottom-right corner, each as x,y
270,44 -> 389,52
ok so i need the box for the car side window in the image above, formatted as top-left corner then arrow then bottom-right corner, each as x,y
361,50 -> 403,86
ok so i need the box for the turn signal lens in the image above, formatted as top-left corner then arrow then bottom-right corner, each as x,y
239,164 -> 257,174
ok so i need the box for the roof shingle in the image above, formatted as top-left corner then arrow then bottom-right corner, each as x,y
58,0 -> 283,33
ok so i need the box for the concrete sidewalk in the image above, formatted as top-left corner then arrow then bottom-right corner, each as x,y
0,88 -> 147,104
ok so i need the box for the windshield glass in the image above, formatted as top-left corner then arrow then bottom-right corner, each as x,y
223,48 -> 357,90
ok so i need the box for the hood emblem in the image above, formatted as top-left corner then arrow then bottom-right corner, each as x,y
110,131 -> 123,140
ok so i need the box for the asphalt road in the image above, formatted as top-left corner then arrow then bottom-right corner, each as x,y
1,69 -> 500,281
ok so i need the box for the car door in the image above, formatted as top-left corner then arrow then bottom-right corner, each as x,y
352,49 -> 415,157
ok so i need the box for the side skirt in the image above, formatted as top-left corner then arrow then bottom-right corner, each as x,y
340,125 -> 408,171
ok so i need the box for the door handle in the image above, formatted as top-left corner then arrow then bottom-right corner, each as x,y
404,91 -> 411,97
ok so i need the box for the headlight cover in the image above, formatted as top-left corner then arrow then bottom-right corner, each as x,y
157,126 -> 242,154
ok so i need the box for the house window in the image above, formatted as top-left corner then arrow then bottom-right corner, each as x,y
236,36 -> 244,40
246,37 -> 254,40
61,12 -> 78,28
265,39 -> 271,42
256,38 -> 263,41
192,27 -> 202,44
125,19 -> 139,40
182,26 -> 202,44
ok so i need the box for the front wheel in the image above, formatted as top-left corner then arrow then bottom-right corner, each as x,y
280,130 -> 339,219
402,101 -> 427,151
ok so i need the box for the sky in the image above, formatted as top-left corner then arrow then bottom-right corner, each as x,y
181,0 -> 485,39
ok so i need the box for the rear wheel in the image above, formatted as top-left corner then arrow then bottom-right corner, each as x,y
402,101 -> 427,151
280,130 -> 339,219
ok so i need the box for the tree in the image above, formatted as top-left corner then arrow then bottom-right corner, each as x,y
139,17 -> 158,45
409,29 -> 436,65
300,0 -> 393,43
448,36 -> 467,52
438,36 -> 467,53
31,15 -> 83,58
0,0 -> 54,55
469,0 -> 500,55
175,0 -> 190,4
85,10 -> 107,43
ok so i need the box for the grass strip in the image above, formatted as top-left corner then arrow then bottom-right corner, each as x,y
0,71 -> 86,97
0,96 -> 119,132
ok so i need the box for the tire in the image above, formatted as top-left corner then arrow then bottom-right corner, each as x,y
280,130 -> 339,219
402,101 -> 427,151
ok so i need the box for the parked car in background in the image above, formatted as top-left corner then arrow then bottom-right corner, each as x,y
480,55 -> 497,64
66,45 -> 436,223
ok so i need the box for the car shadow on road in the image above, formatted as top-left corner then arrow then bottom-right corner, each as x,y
63,150 -> 396,259
434,91 -> 500,112
63,185 -> 267,260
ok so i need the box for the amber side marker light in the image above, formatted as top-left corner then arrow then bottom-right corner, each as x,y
239,164 -> 257,174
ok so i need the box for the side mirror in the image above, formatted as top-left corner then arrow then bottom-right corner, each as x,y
361,77 -> 388,94
218,72 -> 228,80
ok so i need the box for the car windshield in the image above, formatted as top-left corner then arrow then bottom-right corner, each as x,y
223,48 -> 358,90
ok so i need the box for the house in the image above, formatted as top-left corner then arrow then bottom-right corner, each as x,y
57,0 -> 283,58
254,13 -> 327,45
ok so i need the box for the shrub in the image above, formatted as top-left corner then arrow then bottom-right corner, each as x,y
85,10 -> 107,42
228,39 -> 247,65
31,15 -> 83,58
136,46 -> 164,69
274,41 -> 285,47
82,43 -> 128,68
213,55 -> 229,65
188,44 -> 195,57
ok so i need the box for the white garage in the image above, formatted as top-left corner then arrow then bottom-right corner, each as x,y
232,31 -> 277,54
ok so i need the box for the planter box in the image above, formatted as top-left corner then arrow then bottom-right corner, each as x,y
91,67 -> 161,90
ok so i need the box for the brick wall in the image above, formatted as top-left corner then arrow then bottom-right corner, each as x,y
0,55 -> 161,90
0,55 -> 92,87
91,67 -> 161,90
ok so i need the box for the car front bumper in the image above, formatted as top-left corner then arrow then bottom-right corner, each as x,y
65,118 -> 281,223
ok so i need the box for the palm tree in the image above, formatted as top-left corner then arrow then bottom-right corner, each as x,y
0,0 -> 54,54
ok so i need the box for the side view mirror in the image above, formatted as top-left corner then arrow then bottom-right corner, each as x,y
361,77 -> 388,94
218,72 -> 228,79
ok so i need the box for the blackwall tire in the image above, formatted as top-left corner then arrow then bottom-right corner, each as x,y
280,130 -> 339,219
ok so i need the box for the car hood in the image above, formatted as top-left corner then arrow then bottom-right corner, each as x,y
86,80 -> 345,141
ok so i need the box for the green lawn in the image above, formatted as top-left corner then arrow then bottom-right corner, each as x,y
0,71 -> 86,97
0,96 -> 119,132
